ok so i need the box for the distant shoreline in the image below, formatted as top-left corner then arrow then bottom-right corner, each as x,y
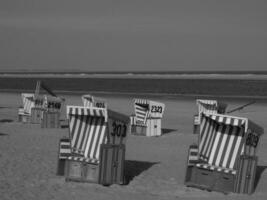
1,72 -> 267,80
1,76 -> 267,99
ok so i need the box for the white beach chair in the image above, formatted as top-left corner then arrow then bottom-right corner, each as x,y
82,94 -> 107,109
18,93 -> 35,122
59,106 -> 129,185
193,99 -> 227,134
130,98 -> 165,136
185,112 -> 264,194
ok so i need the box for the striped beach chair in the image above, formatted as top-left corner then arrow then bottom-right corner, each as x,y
18,93 -> 35,122
130,98 -> 165,136
82,94 -> 107,109
60,106 -> 129,184
41,95 -> 63,128
193,99 -> 227,134
185,113 -> 264,194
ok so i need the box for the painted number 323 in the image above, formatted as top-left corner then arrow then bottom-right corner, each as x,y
151,106 -> 163,113
111,122 -> 127,137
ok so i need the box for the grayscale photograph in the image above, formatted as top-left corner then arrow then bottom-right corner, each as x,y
0,1 -> 266,199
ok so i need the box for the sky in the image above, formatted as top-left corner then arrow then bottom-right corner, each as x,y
0,0 -> 266,72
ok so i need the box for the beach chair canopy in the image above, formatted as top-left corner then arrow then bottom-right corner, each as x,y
82,94 -> 107,108
196,99 -> 227,116
67,106 -> 108,162
21,93 -> 35,114
134,98 -> 165,124
197,112 -> 263,174
45,95 -> 62,111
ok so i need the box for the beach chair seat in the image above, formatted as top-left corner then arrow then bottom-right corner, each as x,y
131,98 -> 165,136
185,112 -> 263,194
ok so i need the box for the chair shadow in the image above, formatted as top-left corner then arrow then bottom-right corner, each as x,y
161,128 -> 177,135
0,132 -> 8,136
124,160 -> 159,184
0,119 -> 13,123
254,165 -> 267,189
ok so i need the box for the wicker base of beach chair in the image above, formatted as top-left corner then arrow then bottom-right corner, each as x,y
185,166 -> 236,194
83,163 -> 100,183
131,124 -> 147,136
99,144 -> 125,186
18,114 -> 31,123
41,111 -> 60,128
235,155 -> 257,194
65,157 -> 100,183
65,158 -> 84,182
30,107 -> 44,124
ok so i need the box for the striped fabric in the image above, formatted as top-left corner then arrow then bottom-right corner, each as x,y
82,95 -> 94,108
195,163 -> 237,175
21,93 -> 35,114
197,99 -> 218,115
67,106 -> 107,161
198,113 -> 247,171
59,138 -> 71,159
187,144 -> 199,166
134,104 -> 149,124
66,156 -> 99,164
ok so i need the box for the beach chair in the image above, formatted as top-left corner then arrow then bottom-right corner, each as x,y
18,93 -> 35,123
193,99 -> 227,134
130,98 -> 165,136
41,95 -> 63,128
185,112 -> 264,194
60,106 -> 129,185
82,94 -> 107,108
30,95 -> 46,124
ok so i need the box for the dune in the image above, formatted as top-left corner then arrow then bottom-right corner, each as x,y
0,92 -> 267,200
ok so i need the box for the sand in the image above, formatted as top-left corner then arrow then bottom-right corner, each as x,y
0,92 -> 267,200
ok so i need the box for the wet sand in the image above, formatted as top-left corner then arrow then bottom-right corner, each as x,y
0,92 -> 267,200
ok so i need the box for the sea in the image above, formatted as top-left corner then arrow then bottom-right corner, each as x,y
1,71 -> 267,99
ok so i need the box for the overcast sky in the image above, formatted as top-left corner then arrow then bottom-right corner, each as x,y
0,0 -> 266,72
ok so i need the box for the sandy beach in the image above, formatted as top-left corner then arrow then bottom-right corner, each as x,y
0,92 -> 267,200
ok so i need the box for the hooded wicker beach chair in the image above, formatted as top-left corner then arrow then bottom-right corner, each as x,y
82,94 -> 107,109
18,93 -> 35,122
193,99 -> 227,134
130,98 -> 165,136
185,112 -> 264,194
41,95 -> 63,128
58,105 -> 129,185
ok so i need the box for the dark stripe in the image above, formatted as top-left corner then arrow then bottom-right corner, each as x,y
211,124 -> 225,165
219,125 -> 233,167
226,126 -> 240,168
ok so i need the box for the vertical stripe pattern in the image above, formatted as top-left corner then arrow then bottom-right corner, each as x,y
134,104 -> 149,124
67,106 -> 107,161
199,113 -> 247,170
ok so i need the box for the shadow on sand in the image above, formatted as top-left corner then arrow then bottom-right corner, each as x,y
254,165 -> 267,189
161,128 -> 177,135
0,119 -> 13,123
124,160 -> 159,184
0,132 -> 8,136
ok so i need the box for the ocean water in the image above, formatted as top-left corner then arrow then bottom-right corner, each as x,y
1,73 -> 267,98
